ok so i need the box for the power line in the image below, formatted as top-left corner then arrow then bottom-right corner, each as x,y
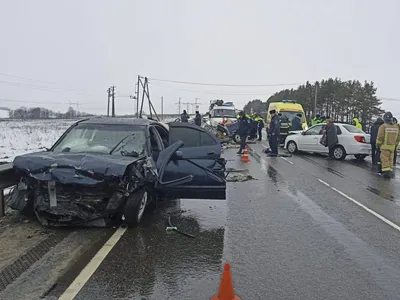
380,97 -> 400,102
148,77 -> 304,87
0,79 -> 95,96
0,98 -> 101,108
150,82 -> 279,96
0,72 -> 95,95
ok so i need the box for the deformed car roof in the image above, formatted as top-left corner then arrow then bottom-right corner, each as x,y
77,117 -> 157,126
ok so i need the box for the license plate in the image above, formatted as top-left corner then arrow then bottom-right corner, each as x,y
48,181 -> 57,207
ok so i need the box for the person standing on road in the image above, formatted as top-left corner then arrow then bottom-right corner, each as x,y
376,112 -> 400,178
194,111 -> 202,126
236,111 -> 251,155
268,109 -> 280,157
291,113 -> 302,131
393,117 -> 399,166
181,110 -> 189,122
352,117 -> 363,130
255,114 -> 264,141
311,114 -> 321,126
370,117 -> 384,165
325,119 -> 338,160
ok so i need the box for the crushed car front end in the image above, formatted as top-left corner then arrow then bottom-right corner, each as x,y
9,152 -> 157,227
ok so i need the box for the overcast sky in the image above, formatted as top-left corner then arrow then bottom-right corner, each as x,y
1,0 -> 399,116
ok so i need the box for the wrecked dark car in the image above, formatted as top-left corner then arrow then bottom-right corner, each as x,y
9,118 -> 227,227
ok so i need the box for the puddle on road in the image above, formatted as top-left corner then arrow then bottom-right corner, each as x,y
165,199 -> 227,231
75,198 -> 227,300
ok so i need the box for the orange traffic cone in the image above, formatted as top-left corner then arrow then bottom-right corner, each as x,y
241,146 -> 249,163
211,264 -> 241,300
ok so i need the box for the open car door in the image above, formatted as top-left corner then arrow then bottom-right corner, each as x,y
155,123 -> 226,200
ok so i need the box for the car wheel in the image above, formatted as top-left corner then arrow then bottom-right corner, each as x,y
124,188 -> 148,227
333,145 -> 346,160
287,141 -> 298,153
354,154 -> 367,161
233,134 -> 241,144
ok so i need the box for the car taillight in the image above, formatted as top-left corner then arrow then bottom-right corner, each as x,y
354,136 -> 366,143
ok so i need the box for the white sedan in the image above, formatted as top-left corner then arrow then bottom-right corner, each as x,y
284,123 -> 371,160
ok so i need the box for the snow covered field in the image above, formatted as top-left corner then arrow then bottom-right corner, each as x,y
0,119 -> 77,162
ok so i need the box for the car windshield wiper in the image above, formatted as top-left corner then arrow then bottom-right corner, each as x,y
120,150 -> 140,157
109,134 -> 136,155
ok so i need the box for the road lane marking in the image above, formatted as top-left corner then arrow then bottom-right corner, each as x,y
280,157 -> 294,164
58,227 -> 127,300
260,144 -> 294,165
317,179 -> 400,233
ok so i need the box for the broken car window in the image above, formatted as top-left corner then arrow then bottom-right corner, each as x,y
52,124 -> 146,156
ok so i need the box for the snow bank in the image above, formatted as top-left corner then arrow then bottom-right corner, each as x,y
0,119 -> 77,162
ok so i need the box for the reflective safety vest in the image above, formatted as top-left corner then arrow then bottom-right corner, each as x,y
311,118 -> 321,126
353,118 -> 362,130
376,123 -> 400,151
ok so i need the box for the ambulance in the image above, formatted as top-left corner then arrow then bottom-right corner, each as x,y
265,100 -> 308,145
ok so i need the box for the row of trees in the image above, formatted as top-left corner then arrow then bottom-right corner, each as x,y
243,78 -> 384,126
9,106 -> 94,119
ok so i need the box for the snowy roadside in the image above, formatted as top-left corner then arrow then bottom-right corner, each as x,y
0,119 -> 77,163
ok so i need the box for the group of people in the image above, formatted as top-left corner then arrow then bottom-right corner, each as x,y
235,111 -> 265,155
180,110 -> 202,126
370,112 -> 399,178
312,114 -> 363,131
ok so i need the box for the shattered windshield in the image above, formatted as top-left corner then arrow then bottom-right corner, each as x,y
212,109 -> 237,118
52,123 -> 146,156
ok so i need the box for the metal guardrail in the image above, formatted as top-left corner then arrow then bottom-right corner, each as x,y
0,163 -> 17,217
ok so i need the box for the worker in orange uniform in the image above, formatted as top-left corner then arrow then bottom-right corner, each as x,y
376,112 -> 400,178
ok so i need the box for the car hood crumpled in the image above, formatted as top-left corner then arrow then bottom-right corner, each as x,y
13,152 -> 143,185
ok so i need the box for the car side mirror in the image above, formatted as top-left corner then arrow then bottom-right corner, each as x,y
172,150 -> 183,160
301,131 -> 306,135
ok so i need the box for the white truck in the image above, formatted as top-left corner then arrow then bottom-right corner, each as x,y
205,100 -> 237,127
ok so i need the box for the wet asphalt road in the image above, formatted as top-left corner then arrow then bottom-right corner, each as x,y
51,144 -> 400,300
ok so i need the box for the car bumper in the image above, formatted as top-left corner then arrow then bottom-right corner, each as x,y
346,144 -> 371,155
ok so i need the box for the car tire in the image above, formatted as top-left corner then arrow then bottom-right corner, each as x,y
286,141 -> 298,154
124,188 -> 148,227
233,134 -> 241,144
333,145 -> 346,160
354,154 -> 367,161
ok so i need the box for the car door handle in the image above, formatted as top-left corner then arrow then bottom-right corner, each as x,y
207,151 -> 215,155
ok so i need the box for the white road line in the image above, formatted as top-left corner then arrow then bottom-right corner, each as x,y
59,227 -> 127,300
317,178 -> 400,233
280,157 -> 294,165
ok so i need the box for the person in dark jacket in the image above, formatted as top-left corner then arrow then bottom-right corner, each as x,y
268,109 -> 280,156
194,111 -> 201,126
255,114 -> 264,141
370,117 -> 384,165
290,113 -> 302,131
181,110 -> 189,122
325,119 -> 338,160
236,111 -> 251,155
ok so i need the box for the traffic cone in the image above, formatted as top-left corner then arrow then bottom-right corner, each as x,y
211,264 -> 241,300
241,146 -> 249,163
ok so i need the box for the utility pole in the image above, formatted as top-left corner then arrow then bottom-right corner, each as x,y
314,83 -> 318,116
130,83 -> 138,117
136,77 -> 140,118
111,86 -> 116,117
161,96 -> 164,119
175,97 -> 182,114
107,88 -> 111,116
182,102 -> 190,114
